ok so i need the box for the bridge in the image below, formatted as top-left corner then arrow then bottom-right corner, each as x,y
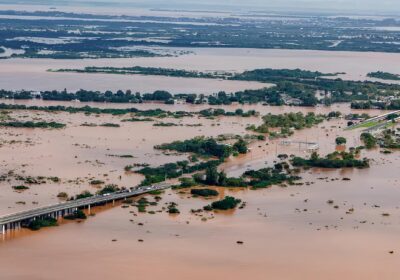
0,182 -> 170,235
363,116 -> 400,133
347,110 -> 400,130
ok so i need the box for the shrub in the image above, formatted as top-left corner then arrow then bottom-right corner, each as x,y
12,185 -> 29,190
207,196 -> 242,210
335,137 -> 347,145
191,188 -> 219,197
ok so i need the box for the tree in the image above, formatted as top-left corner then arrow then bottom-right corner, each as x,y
235,109 -> 244,115
218,170 -> 227,186
186,95 -> 196,104
233,139 -> 248,154
335,137 -> 347,145
205,166 -> 219,185
152,90 -> 172,101
210,196 -> 242,210
274,163 -> 283,171
360,133 -> 377,149
310,152 -> 319,161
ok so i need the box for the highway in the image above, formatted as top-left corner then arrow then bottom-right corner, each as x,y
347,110 -> 400,130
0,182 -> 170,234
363,116 -> 400,133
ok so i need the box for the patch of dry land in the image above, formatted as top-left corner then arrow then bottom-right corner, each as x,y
0,99 -> 399,280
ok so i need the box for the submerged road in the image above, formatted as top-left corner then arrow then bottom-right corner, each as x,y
0,182 -> 170,234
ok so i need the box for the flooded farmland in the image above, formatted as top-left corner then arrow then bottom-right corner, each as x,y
1,48 -> 400,93
0,97 -> 399,279
0,58 -> 266,94
0,3 -> 400,277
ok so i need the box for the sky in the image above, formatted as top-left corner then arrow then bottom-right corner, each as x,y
2,0 -> 400,15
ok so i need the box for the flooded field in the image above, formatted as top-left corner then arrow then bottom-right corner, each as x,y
0,161 -> 400,280
0,61 -> 265,94
1,47 -> 400,93
0,4 -> 233,18
0,98 -> 365,113
0,7 -> 399,274
0,100 -> 388,213
0,97 -> 399,279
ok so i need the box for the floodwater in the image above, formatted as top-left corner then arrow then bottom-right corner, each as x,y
0,100 -> 383,214
1,4 -> 400,278
0,97 -> 374,114
0,62 -> 266,94
0,14 -> 237,26
0,47 -> 399,93
1,99 -> 400,279
0,4 -> 233,18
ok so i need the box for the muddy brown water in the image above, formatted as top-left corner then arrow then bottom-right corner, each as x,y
0,100 -> 399,279
1,47 -> 400,93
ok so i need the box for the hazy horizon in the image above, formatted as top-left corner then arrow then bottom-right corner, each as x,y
1,0 -> 400,15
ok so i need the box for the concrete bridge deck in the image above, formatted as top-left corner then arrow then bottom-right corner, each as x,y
363,116 -> 400,133
347,110 -> 400,130
0,182 -> 170,234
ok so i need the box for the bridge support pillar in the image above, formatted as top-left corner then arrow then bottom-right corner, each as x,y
1,224 -> 4,235
88,204 -> 91,215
